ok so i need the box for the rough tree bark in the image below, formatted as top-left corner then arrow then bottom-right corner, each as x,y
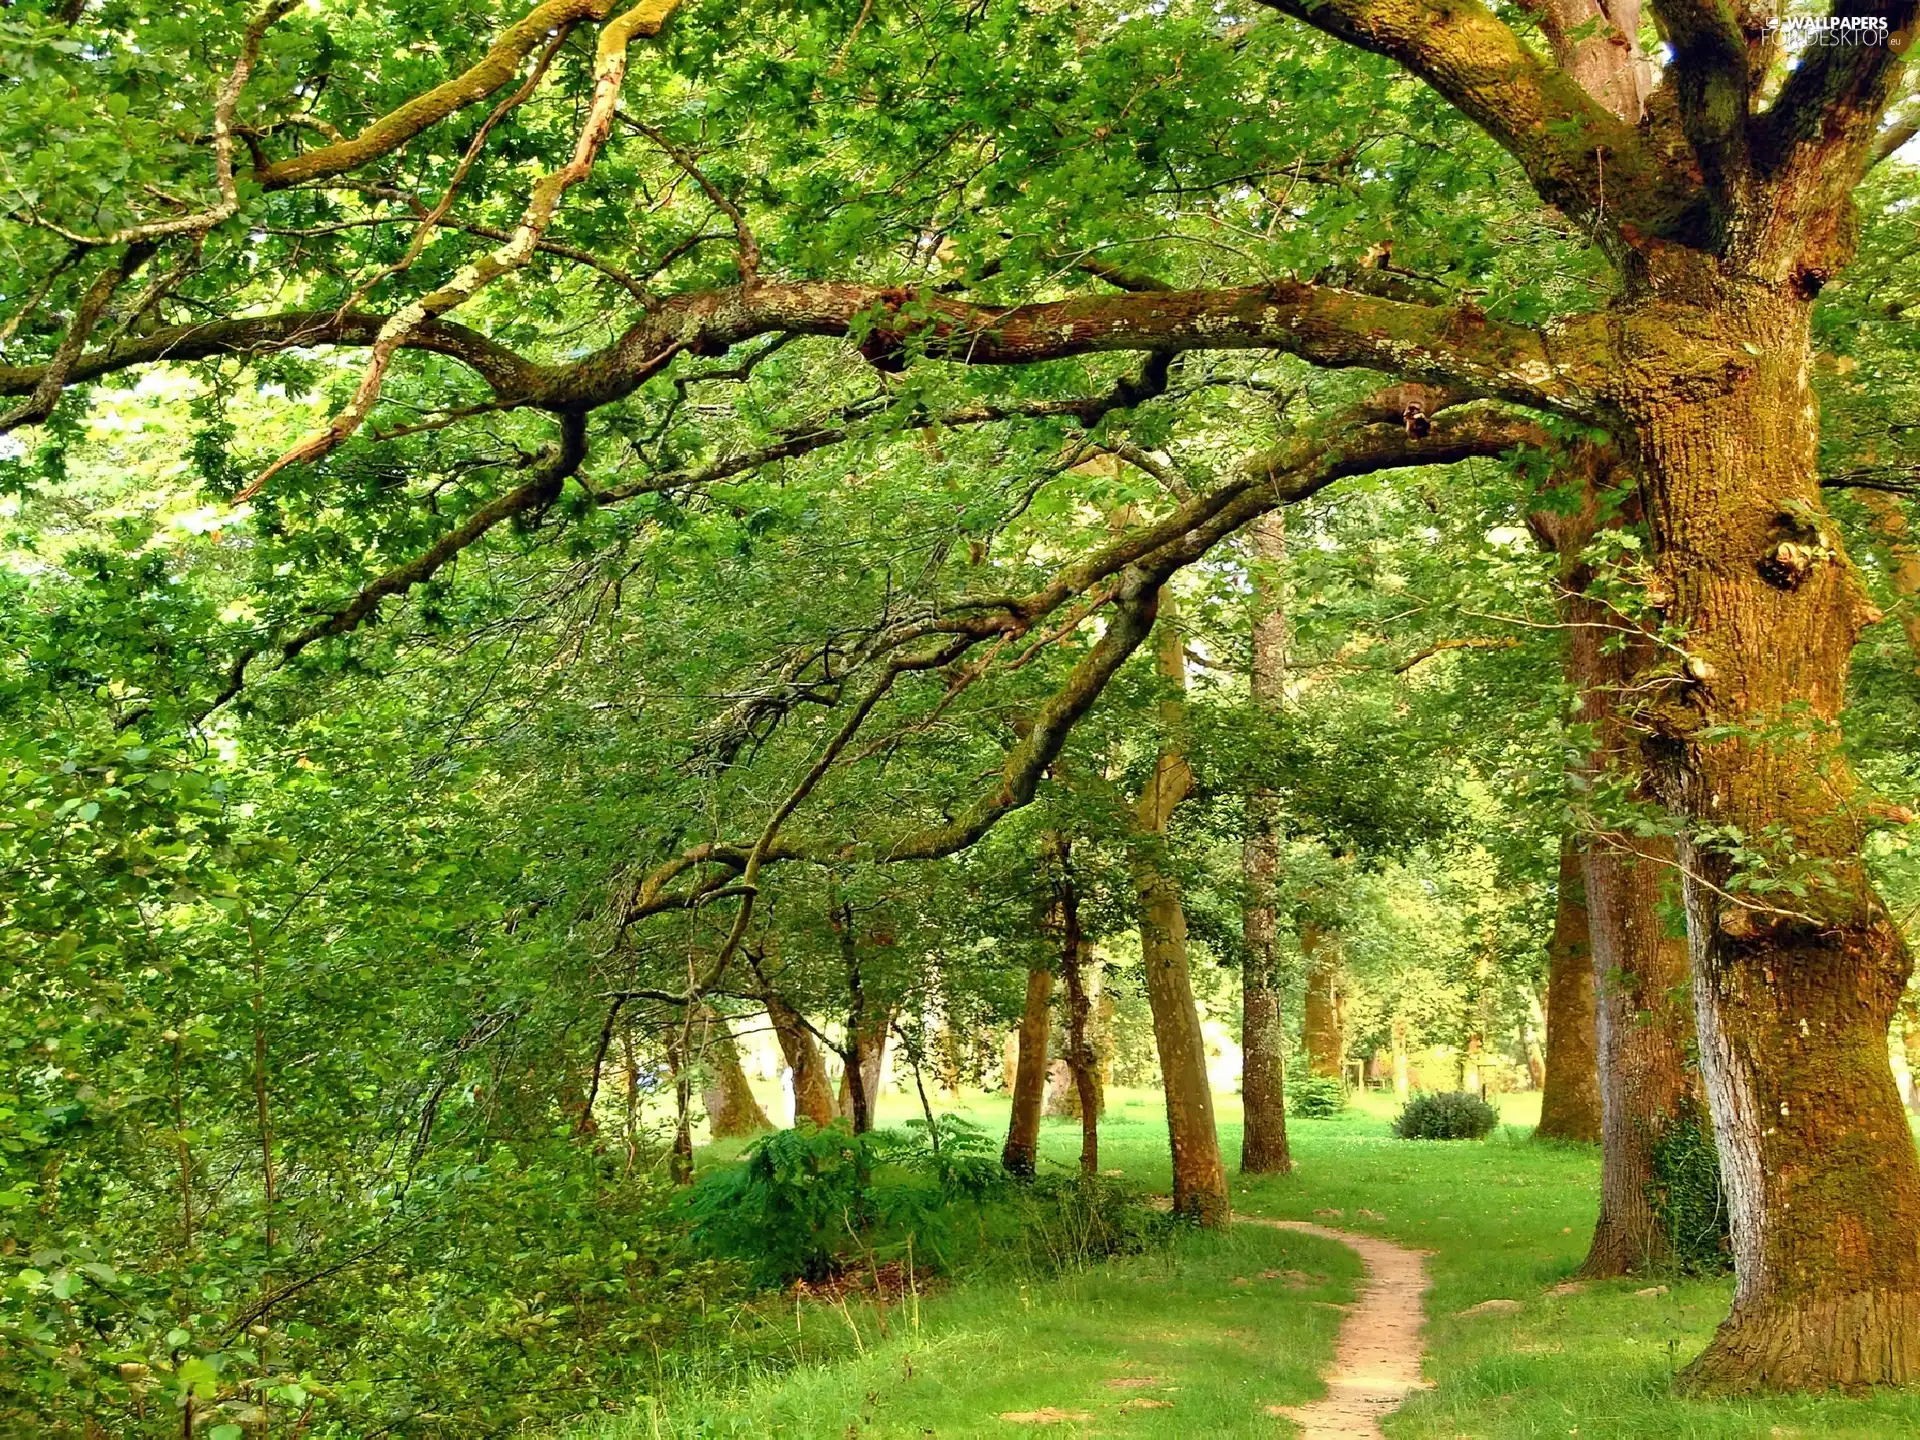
1240,510 -> 1293,1174
1002,967 -> 1054,1178
1132,591 -> 1230,1224
1535,836 -> 1601,1143
699,1008 -> 771,1138
1044,951 -> 1104,1124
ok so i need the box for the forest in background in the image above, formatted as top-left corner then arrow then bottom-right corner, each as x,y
8,0 -> 1920,1434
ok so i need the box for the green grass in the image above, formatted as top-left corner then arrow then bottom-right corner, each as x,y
590,1223 -> 1358,1437
583,1086 -> 1920,1439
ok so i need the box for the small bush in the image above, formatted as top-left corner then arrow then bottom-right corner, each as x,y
1392,1090 -> 1498,1140
1287,1073 -> 1348,1118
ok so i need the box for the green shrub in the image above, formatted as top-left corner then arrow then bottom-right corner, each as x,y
1287,1073 -> 1348,1118
1392,1090 -> 1498,1140
1649,1100 -> 1732,1274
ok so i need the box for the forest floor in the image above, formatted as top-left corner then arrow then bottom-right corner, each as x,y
578,1089 -> 1920,1439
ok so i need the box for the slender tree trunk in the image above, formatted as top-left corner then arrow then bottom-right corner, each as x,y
1132,594 -> 1229,1224
1047,957 -> 1108,1124
1537,835 -> 1602,1142
1301,920 -> 1344,1081
1002,966 -> 1053,1177
1063,942 -> 1100,1175
829,894 -> 880,1135
1240,510 -> 1293,1174
1391,1016 -> 1411,1099
664,1024 -> 695,1185
700,1008 -> 771,1138
1240,835 -> 1292,1173
1048,849 -> 1101,1174
1460,1033 -> 1484,1095
1617,282 -> 1920,1388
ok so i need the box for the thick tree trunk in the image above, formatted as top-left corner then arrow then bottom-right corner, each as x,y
1133,596 -> 1229,1224
764,993 -> 837,1129
1578,836 -> 1693,1277
1537,840 -> 1601,1143
1240,511 -> 1293,1175
1002,967 -> 1053,1177
1300,920 -> 1344,1081
1619,283 -> 1920,1389
700,1009 -> 772,1138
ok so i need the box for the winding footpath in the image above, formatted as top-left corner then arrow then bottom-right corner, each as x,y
1241,1217 -> 1433,1439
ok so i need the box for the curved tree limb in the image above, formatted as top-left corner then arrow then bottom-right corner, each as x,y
0,279 -> 1602,430
620,401 -> 1550,927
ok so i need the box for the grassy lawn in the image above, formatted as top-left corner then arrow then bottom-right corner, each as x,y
583,1086 -> 1920,1439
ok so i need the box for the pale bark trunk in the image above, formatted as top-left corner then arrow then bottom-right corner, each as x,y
1617,283 -> 1920,1388
700,1008 -> 772,1138
1133,594 -> 1229,1224
1002,967 -> 1053,1177
1241,510 -> 1293,1174
1536,836 -> 1601,1142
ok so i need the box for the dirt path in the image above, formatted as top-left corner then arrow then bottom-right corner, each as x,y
1242,1218 -> 1432,1439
